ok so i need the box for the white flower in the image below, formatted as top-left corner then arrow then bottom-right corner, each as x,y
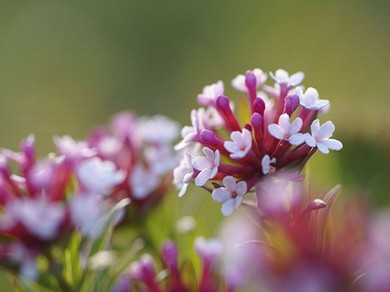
305,119 -> 343,154
192,147 -> 220,186
270,69 -> 304,87
173,152 -> 194,197
77,157 -> 125,196
195,237 -> 223,261
6,197 -> 65,240
96,136 -> 122,158
70,194 -> 104,237
197,81 -> 224,105
224,128 -> 252,159
268,114 -> 305,145
297,87 -> 329,110
144,145 -> 177,175
53,135 -> 95,160
212,176 -> 247,216
130,164 -> 160,199
261,154 -> 276,175
231,68 -> 267,92
175,109 -> 205,150
137,115 -> 179,144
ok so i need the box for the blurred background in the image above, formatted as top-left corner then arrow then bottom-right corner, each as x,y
0,0 -> 389,287
0,0 -> 389,205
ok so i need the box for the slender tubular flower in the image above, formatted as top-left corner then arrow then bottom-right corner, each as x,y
174,68 -> 343,215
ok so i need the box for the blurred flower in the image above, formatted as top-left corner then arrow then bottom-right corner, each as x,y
123,237 -> 227,291
220,174 -> 371,291
174,68 -> 342,215
56,112 -> 180,209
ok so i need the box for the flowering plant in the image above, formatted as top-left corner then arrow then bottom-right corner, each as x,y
174,68 -> 342,215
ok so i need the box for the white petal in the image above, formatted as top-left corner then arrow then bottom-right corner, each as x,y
313,99 -> 329,110
317,143 -> 330,154
305,133 -> 317,147
212,188 -> 231,203
222,176 -> 237,191
317,121 -> 335,141
221,199 -> 236,216
322,139 -> 343,151
310,119 -> 320,137
195,169 -> 212,186
178,183 -> 189,197
289,71 -> 304,86
289,117 -> 303,134
279,114 -> 291,133
203,147 -> 215,162
192,156 -> 211,170
231,74 -> 246,92
236,181 -> 247,196
289,133 -> 305,146
224,141 -> 240,153
230,150 -> 248,159
268,124 -> 284,140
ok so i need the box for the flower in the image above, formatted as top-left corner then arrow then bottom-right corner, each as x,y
76,157 -> 125,196
212,176 -> 247,216
305,119 -> 343,154
197,80 -> 224,106
57,112 -> 179,204
298,87 -> 329,110
270,69 -> 304,87
192,147 -> 220,186
125,238 -> 227,291
174,67 -> 342,215
232,68 -> 267,93
224,128 -> 253,159
173,152 -> 194,197
220,175 -> 368,291
261,154 -> 276,175
268,114 -> 305,146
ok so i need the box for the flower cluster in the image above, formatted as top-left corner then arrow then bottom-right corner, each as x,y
174,68 -> 342,215
113,237 -> 226,292
55,112 -> 179,209
219,174 -> 388,291
0,112 -> 179,281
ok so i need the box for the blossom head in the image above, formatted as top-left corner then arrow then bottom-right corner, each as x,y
174,68 -> 343,215
56,112 -> 179,208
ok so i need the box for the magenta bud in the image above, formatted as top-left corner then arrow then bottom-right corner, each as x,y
250,112 -> 263,129
216,96 -> 241,132
244,124 -> 252,132
284,94 -> 300,116
253,97 -> 265,116
245,71 -> 257,95
21,135 -> 35,162
162,240 -> 178,269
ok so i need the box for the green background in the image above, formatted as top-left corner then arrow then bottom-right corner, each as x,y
0,0 -> 389,287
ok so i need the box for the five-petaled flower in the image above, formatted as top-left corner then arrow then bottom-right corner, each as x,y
212,176 -> 247,216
